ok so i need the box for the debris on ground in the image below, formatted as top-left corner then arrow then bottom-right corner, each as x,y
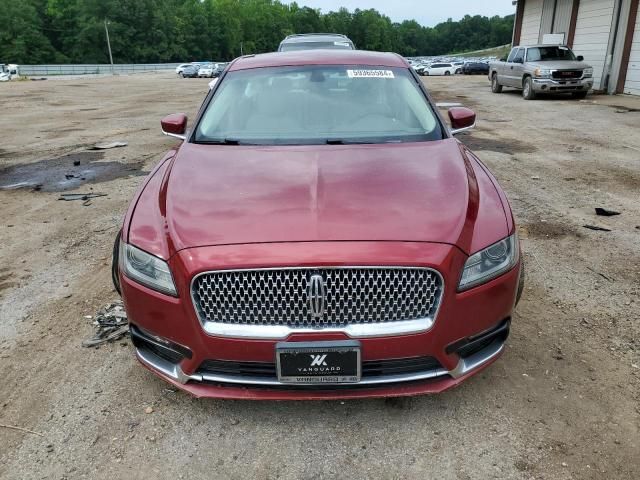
595,207 -> 621,217
0,423 -> 45,437
58,193 -> 107,201
82,301 -> 128,348
583,224 -> 612,232
586,266 -> 613,282
89,141 -> 128,150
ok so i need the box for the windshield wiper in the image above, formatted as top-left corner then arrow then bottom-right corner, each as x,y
325,138 -> 401,145
199,138 -> 242,145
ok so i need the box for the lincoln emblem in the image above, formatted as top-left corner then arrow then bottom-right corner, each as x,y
307,274 -> 326,318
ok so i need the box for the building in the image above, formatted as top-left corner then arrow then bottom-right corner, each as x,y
512,0 -> 639,94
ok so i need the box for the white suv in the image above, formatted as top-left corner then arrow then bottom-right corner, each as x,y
421,63 -> 456,76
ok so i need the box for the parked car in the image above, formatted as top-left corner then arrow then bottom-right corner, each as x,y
114,50 -> 523,400
453,61 -> 465,74
198,64 -> 214,78
180,64 -> 199,78
462,62 -> 489,75
420,62 -> 457,76
488,44 -> 593,100
278,33 -> 355,52
0,64 -> 10,81
175,64 -> 192,76
0,63 -> 18,80
211,63 -> 227,77
414,63 -> 431,75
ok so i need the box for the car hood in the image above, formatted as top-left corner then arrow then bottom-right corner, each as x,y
528,60 -> 590,69
152,139 -> 505,254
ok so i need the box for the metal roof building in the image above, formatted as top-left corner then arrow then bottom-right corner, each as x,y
512,0 -> 639,94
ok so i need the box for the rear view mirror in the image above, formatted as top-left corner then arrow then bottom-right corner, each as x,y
161,113 -> 188,140
577,55 -> 584,61
448,107 -> 476,135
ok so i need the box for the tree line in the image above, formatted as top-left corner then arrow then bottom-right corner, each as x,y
0,0 -> 514,64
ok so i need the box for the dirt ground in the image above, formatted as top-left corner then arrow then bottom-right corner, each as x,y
0,72 -> 638,480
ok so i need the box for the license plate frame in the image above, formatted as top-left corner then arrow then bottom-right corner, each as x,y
276,340 -> 361,384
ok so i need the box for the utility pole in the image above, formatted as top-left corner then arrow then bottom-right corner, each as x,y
104,19 -> 114,74
240,41 -> 244,56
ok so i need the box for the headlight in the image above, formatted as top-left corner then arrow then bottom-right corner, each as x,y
120,241 -> 177,296
583,67 -> 593,77
534,68 -> 551,78
458,234 -> 519,291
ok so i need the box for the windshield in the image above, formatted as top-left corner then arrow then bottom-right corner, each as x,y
280,41 -> 353,52
526,46 -> 576,62
195,65 -> 442,145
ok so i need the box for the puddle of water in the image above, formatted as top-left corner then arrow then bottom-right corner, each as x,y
0,152 -> 146,192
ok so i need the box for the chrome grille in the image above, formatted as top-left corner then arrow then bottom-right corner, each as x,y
191,268 -> 443,329
552,69 -> 583,79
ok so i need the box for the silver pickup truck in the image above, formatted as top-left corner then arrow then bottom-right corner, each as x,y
488,45 -> 593,100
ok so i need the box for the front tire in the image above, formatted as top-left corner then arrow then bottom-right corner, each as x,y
522,77 -> 536,100
491,73 -> 503,93
572,91 -> 588,99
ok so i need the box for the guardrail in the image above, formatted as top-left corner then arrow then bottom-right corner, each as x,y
17,63 -> 183,76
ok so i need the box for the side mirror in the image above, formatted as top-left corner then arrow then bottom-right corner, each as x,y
577,55 -> 584,61
161,113 -> 188,140
448,107 -> 476,135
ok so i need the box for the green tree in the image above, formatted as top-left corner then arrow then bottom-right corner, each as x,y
2,1 -> 514,63
0,0 -> 59,63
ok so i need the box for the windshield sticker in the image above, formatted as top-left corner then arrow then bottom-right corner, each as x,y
334,41 -> 351,47
347,69 -> 395,79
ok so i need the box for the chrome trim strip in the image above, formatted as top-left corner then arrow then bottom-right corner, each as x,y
136,346 -> 448,386
190,266 -> 444,340
448,339 -> 504,379
198,366 -> 449,386
135,337 -> 504,388
450,122 -> 476,136
201,317 -> 436,340
162,130 -> 186,140
136,347 -> 200,385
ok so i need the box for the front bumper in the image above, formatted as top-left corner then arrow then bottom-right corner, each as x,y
532,76 -> 592,93
121,241 -> 521,399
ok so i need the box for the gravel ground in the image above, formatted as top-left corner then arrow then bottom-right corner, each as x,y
0,72 -> 638,480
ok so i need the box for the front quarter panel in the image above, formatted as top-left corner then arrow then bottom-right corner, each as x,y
124,151 -> 176,260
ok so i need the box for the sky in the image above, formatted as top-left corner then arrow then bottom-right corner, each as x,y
291,0 -> 516,27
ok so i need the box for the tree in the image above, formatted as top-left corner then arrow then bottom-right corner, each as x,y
0,0 -> 59,63
1,0 -> 515,63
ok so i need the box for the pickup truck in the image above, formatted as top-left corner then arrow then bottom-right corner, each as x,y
488,45 -> 593,100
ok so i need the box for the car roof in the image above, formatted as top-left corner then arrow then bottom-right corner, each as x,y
228,50 -> 408,71
281,33 -> 352,44
514,44 -> 570,48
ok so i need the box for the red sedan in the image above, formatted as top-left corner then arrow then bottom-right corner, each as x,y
114,50 -> 523,400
